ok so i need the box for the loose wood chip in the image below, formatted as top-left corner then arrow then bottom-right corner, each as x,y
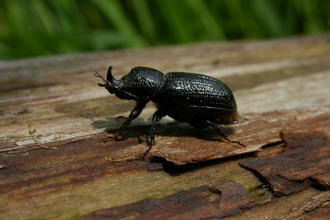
145,107 -> 330,165
240,130 -> 330,196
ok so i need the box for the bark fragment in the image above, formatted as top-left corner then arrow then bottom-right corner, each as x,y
146,107 -> 330,165
240,130 -> 330,196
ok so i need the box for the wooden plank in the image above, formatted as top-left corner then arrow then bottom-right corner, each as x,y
1,34 -> 330,219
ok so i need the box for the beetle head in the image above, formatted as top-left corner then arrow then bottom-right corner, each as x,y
94,66 -> 165,101
94,66 -> 127,96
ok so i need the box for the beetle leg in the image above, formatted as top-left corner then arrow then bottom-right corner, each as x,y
104,101 -> 148,142
143,110 -> 166,156
118,101 -> 148,136
205,120 -> 246,147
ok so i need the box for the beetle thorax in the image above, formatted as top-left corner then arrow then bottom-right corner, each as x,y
116,67 -> 165,100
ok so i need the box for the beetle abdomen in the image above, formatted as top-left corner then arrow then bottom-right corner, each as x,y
159,72 -> 237,110
153,72 -> 240,125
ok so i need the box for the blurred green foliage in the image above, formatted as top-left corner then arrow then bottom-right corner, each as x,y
0,0 -> 329,60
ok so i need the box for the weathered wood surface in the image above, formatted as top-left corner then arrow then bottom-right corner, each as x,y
1,34 -> 330,219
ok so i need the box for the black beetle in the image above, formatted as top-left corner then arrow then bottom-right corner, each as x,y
94,66 -> 244,153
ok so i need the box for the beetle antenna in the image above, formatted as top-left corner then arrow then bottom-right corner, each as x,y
93,71 -> 107,87
106,66 -> 114,83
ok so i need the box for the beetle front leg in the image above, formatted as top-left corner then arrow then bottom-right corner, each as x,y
205,120 -> 246,147
103,101 -> 148,142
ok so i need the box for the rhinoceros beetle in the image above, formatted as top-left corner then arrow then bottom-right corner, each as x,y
94,66 -> 244,154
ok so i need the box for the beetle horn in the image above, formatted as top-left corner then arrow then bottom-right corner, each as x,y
106,66 -> 115,83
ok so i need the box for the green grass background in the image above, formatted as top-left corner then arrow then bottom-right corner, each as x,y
0,0 -> 329,60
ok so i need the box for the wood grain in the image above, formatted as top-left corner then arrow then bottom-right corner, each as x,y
1,34 -> 330,219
